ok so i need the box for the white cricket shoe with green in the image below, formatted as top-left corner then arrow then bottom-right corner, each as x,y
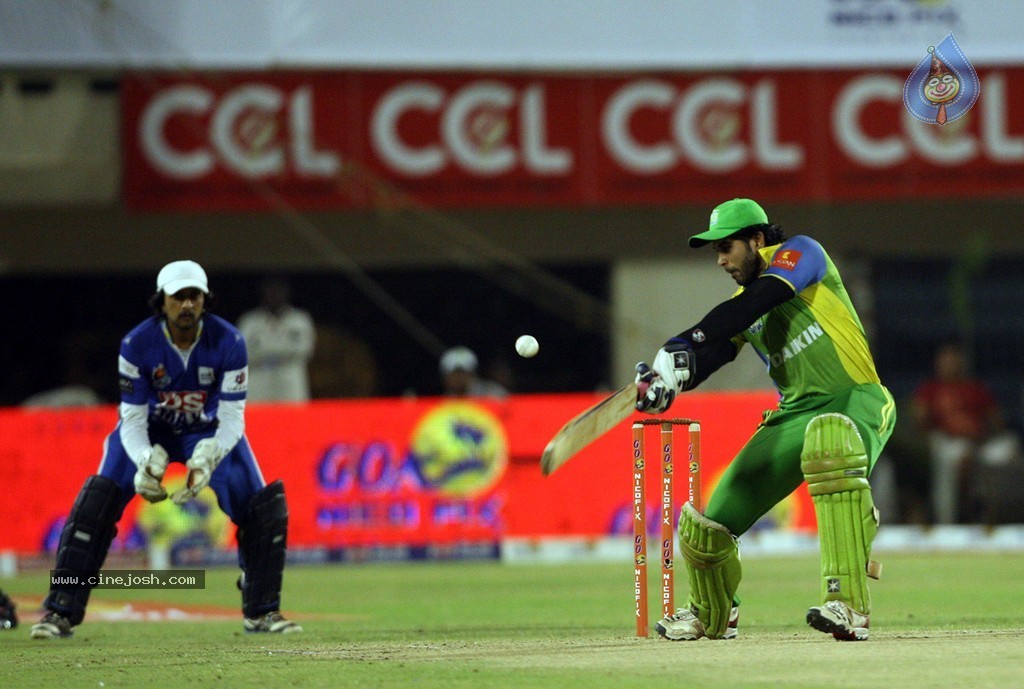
807,600 -> 869,641
655,605 -> 738,641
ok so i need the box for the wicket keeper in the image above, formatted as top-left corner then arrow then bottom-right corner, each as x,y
636,199 -> 895,641
31,260 -> 301,638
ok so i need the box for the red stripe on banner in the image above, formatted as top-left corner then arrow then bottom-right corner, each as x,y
121,69 -> 1024,211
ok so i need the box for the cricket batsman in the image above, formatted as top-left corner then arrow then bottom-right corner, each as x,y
31,260 -> 301,638
635,198 -> 895,641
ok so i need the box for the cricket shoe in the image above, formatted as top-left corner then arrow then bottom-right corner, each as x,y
655,605 -> 738,641
244,610 -> 303,634
806,600 -> 869,641
29,611 -> 74,639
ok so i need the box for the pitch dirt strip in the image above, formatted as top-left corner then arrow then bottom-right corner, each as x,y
261,632 -> 1024,687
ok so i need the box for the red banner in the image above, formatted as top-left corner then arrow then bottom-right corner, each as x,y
0,391 -> 810,557
121,69 -> 1024,211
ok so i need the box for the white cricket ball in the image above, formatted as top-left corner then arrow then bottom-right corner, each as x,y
515,334 -> 539,358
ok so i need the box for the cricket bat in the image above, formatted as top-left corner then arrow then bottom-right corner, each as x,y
540,382 -> 640,476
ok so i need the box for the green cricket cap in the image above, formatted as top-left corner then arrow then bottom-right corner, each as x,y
688,198 -> 769,248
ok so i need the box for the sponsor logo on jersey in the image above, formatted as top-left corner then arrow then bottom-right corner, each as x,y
771,249 -> 802,271
157,390 -> 208,413
198,366 -> 215,385
153,391 -> 213,432
151,363 -> 171,389
222,367 -> 248,393
767,321 -> 824,368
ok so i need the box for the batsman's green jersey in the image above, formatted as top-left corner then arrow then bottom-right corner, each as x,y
706,235 -> 896,535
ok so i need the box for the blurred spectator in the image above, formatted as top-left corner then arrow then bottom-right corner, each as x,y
912,341 -> 1022,523
870,397 -> 930,525
439,346 -> 508,399
308,324 -> 378,399
484,355 -> 516,394
237,278 -> 315,402
21,331 -> 107,408
22,382 -> 102,409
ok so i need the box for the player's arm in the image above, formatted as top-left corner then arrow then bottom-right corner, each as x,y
683,234 -> 827,349
677,276 -> 795,348
213,400 -> 245,452
637,278 -> 792,411
212,331 -> 249,453
208,336 -> 249,455
118,350 -> 171,502
117,352 -> 152,465
638,236 -> 826,413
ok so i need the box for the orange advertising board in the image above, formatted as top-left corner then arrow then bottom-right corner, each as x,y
0,391 -> 810,557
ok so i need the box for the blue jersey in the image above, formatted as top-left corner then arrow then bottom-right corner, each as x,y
117,314 -> 249,435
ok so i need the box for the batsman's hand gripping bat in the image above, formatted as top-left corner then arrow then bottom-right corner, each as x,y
540,382 -> 641,476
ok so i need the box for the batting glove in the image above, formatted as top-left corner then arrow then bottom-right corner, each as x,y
636,340 -> 697,414
652,339 -> 696,394
634,362 -> 667,411
636,376 -> 675,414
134,444 -> 169,503
171,438 -> 226,505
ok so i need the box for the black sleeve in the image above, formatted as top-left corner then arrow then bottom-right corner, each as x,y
676,275 -> 795,348
688,339 -> 740,389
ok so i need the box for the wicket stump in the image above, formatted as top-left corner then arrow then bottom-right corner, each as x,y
632,418 -> 702,638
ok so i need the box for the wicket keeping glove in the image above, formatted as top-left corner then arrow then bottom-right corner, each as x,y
171,438 -> 226,505
133,444 -> 169,503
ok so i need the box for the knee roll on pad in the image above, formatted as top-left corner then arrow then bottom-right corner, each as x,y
801,414 -> 880,615
801,413 -> 871,496
678,503 -> 741,639
238,480 -> 289,618
46,475 -> 124,625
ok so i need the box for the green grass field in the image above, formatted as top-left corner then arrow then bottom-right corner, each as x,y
2,552 -> 1023,688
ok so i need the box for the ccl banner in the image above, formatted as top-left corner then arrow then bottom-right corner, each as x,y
121,69 -> 1024,211
0,391 -> 804,557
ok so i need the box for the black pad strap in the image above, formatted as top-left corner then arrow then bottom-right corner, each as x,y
238,480 -> 289,618
45,475 -> 124,624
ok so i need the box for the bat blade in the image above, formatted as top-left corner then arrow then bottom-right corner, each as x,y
541,382 -> 638,476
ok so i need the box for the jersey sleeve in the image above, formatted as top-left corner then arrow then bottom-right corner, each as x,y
219,331 -> 249,402
762,235 -> 827,294
117,336 -> 149,405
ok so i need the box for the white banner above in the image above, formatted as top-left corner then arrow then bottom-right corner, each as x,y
1,0 -> 1020,70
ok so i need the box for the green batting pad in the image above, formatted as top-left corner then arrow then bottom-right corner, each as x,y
678,503 -> 741,638
801,413 -> 871,495
801,413 -> 879,614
